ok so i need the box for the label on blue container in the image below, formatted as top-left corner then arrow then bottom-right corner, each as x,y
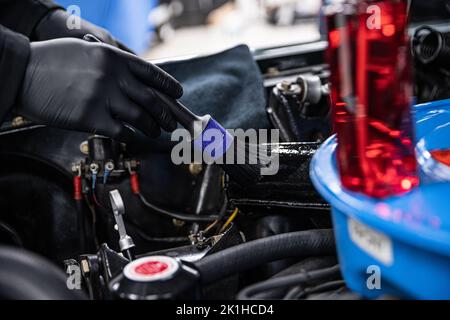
348,218 -> 393,266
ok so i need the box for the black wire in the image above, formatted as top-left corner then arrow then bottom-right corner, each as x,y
138,235 -> 190,243
126,222 -> 190,243
83,195 -> 99,249
284,280 -> 346,300
0,220 -> 23,247
283,286 -> 304,300
137,192 -> 223,223
305,280 -> 346,295
237,265 -> 340,300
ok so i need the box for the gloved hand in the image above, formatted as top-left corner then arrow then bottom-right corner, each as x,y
33,9 -> 133,53
16,38 -> 182,142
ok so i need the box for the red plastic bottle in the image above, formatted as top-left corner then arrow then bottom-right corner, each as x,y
325,0 -> 419,198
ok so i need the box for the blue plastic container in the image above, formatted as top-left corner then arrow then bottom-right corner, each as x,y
56,0 -> 157,53
310,99 -> 450,299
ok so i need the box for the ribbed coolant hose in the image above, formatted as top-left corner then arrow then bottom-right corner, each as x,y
413,26 -> 450,67
194,229 -> 335,285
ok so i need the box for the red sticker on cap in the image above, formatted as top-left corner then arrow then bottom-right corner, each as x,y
134,261 -> 169,276
124,256 -> 179,282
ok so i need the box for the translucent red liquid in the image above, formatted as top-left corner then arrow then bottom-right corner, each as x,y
326,0 -> 419,198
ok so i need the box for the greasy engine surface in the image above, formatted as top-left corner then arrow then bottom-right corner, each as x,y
0,39 -> 338,299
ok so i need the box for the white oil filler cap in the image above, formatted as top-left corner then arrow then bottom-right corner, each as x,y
123,256 -> 180,282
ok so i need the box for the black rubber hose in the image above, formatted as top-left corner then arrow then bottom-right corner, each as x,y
0,246 -> 86,300
413,26 -> 450,67
237,265 -> 340,300
138,193 -> 222,223
284,279 -> 346,300
75,201 -> 87,253
194,229 -> 335,285
254,256 -> 338,299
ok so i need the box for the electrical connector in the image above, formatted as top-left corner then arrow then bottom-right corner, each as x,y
103,161 -> 115,184
73,176 -> 83,201
130,172 -> 140,195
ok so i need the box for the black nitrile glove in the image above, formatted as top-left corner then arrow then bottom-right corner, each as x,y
33,9 -> 133,53
15,38 -> 182,142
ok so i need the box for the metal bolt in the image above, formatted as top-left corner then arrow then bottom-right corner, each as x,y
11,116 -> 25,128
80,259 -> 90,274
172,219 -> 185,227
266,67 -> 279,76
80,141 -> 89,155
189,163 -> 203,176
280,80 -> 291,92
90,163 -> 99,174
105,161 -> 115,172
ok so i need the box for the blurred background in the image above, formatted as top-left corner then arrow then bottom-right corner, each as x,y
55,0 -> 323,58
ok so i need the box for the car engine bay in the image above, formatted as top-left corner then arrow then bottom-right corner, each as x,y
0,5 -> 449,299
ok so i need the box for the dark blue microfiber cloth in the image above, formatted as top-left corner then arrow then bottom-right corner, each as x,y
127,46 -> 270,206
158,44 -> 269,130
